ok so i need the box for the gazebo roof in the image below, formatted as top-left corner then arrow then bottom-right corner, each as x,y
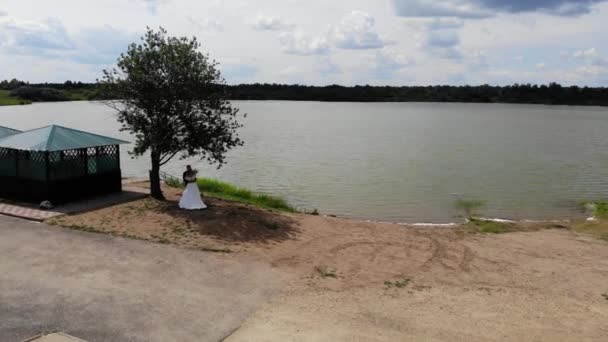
0,126 -> 21,139
0,125 -> 129,152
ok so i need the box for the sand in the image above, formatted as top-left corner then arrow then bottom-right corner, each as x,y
49,184 -> 608,341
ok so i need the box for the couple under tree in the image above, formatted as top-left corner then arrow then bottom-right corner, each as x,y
179,165 -> 207,210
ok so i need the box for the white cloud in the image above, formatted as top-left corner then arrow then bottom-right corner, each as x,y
574,47 -> 598,59
536,62 -> 546,68
0,16 -> 74,53
251,15 -> 293,31
369,49 -> 413,79
392,0 -> 606,18
329,11 -> 387,50
140,0 -> 168,14
188,17 -> 224,34
279,30 -> 329,55
404,17 -> 464,30
573,47 -> 608,66
423,30 -> 462,59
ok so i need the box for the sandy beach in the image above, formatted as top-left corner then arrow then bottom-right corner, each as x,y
44,183 -> 608,341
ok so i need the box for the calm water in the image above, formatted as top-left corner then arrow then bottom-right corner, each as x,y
1,101 -> 608,223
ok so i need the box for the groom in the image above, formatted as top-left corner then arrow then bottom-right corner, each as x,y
183,165 -> 194,187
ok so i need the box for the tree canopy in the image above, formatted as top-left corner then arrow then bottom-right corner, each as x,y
99,27 -> 244,199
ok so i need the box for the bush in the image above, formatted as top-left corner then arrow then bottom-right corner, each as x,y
10,86 -> 70,102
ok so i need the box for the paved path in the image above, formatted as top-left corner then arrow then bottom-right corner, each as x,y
0,188 -> 147,221
0,215 -> 285,342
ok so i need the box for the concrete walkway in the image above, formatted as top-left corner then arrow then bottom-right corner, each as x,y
0,215 -> 285,342
0,187 -> 147,222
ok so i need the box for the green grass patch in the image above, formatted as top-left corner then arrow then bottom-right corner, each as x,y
195,178 -> 297,213
466,218 -> 515,234
0,89 -> 31,106
582,201 -> 608,219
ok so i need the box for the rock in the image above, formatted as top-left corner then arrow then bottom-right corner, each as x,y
39,200 -> 54,210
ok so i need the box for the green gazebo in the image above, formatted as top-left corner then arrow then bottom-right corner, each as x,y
0,125 -> 129,204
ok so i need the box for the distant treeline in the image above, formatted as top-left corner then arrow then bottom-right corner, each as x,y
1,79 -> 607,106
229,83 -> 608,106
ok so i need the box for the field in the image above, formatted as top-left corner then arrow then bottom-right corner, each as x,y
0,90 -> 31,106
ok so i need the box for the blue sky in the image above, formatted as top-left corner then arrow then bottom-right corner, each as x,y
0,0 -> 607,86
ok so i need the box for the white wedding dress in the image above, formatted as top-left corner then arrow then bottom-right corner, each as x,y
179,181 -> 207,210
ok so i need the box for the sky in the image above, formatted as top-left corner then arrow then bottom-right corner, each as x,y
1,0 -> 607,86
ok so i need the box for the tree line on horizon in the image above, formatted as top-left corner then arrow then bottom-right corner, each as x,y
1,78 -> 607,106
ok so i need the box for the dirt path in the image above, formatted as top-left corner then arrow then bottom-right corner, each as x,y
226,216 -> 608,341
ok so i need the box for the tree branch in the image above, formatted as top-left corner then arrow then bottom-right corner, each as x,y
159,151 -> 179,166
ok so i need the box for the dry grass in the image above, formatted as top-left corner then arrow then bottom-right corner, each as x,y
573,219 -> 608,242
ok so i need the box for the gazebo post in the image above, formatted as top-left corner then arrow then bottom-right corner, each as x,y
116,145 -> 121,170
14,149 -> 18,178
83,148 -> 88,176
44,151 -> 50,181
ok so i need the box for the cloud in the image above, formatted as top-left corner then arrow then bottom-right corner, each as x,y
369,49 -> 413,79
187,17 -> 224,34
424,30 -> 462,59
251,15 -> 293,31
329,11 -> 387,49
0,17 -> 74,54
221,64 -> 258,83
573,47 -> 608,66
0,16 -> 137,67
141,0 -> 168,14
0,11 -> 7,17
71,26 -> 139,64
279,31 -> 329,55
426,30 -> 459,48
317,57 -> 342,75
405,17 -> 464,30
574,47 -> 598,59
392,0 -> 606,18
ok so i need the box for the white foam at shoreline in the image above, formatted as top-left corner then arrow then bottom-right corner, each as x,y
341,216 -> 572,227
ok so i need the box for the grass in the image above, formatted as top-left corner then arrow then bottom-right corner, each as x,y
384,278 -> 411,289
574,201 -> 608,242
466,217 -> 515,234
582,201 -> 608,219
0,89 -> 31,106
163,176 -> 296,212
573,218 -> 608,242
196,178 -> 297,213
315,266 -> 338,278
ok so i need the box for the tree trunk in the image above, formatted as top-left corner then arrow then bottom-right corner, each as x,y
149,150 -> 165,200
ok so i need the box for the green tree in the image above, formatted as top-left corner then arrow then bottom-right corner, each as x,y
99,27 -> 244,200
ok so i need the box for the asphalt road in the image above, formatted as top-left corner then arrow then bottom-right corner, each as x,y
0,215 -> 285,342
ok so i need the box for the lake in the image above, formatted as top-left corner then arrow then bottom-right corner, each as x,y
1,101 -> 607,223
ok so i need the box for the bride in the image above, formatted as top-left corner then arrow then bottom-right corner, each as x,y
179,165 -> 207,210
